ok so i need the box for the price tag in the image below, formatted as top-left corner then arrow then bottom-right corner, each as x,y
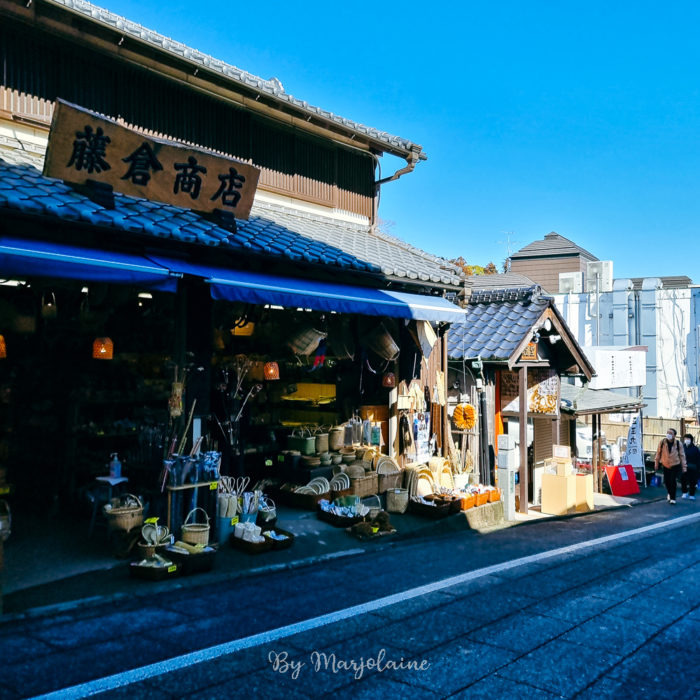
265,459 -> 273,467
230,516 -> 239,525
144,517 -> 159,524
167,565 -> 177,573
209,481 -> 218,490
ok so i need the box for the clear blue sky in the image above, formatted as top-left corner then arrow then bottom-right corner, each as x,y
102,1 -> 700,279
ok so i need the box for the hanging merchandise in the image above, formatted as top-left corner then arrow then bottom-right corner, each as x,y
364,323 -> 400,361
309,338 -> 327,371
415,320 -> 438,358
288,327 -> 326,356
399,413 -> 414,453
453,403 -> 477,430
168,381 -> 184,419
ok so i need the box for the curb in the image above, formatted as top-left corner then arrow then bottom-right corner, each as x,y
0,492 -> 668,624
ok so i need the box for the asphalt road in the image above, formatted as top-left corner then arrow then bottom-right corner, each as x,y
2,499 -> 700,699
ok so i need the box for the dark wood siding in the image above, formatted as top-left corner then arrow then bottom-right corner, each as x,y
0,21 -> 374,218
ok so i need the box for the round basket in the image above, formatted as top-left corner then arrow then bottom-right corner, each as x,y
103,493 -> 143,532
181,507 -> 211,546
346,464 -> 366,479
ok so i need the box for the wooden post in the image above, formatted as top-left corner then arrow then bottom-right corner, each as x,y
519,366 -> 528,513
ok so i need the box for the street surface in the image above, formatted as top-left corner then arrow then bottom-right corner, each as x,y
2,499 -> 700,699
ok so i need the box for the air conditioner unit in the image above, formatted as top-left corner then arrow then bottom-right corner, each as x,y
558,271 -> 583,294
586,261 -> 613,293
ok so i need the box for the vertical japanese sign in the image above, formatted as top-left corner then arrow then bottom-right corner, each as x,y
43,100 -> 260,219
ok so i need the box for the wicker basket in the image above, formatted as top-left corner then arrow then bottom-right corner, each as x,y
230,533 -> 273,554
103,494 -> 143,533
351,472 -> 379,498
386,488 -> 409,514
410,498 -> 453,519
475,492 -> 489,507
317,507 -> 366,528
489,489 -> 501,503
266,527 -> 295,550
181,507 -> 211,545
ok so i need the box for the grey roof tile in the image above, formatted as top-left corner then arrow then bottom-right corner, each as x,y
0,159 -> 460,288
510,232 -> 598,261
46,0 -> 424,158
448,287 -> 549,361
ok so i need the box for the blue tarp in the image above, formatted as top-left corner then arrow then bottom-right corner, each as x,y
0,238 -> 180,291
148,255 -> 466,322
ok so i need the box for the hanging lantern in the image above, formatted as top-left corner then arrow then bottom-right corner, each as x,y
382,372 -> 396,388
0,335 -> 6,359
92,337 -> 114,360
231,320 -> 255,337
41,292 -> 58,319
263,361 -> 280,381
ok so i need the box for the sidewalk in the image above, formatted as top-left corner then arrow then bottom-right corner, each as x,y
0,485 -> 667,618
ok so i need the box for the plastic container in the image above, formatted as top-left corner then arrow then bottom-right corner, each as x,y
109,453 -> 122,479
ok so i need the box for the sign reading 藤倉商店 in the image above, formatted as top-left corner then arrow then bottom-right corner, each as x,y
43,100 -> 260,219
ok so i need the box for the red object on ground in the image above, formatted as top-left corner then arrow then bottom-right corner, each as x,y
604,464 -> 640,496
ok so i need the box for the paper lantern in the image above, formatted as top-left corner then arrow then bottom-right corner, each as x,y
93,337 -> 114,360
263,361 -> 280,381
382,372 -> 396,388
0,335 -> 6,359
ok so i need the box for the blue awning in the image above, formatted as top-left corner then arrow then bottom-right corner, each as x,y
149,255 -> 466,322
0,238 -> 180,291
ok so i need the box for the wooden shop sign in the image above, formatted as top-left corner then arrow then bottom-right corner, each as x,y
44,100 -> 260,219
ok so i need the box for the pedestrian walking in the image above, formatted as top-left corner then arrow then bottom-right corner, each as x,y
681,434 -> 700,501
654,428 -> 687,504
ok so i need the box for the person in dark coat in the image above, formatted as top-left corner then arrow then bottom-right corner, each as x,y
681,434 -> 700,500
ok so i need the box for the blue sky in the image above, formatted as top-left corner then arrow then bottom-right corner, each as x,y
102,1 -> 700,279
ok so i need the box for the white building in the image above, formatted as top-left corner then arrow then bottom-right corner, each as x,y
554,276 -> 700,420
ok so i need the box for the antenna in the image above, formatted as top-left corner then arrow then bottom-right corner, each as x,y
498,231 -> 520,271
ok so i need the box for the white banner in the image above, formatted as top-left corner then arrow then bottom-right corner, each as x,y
622,414 -> 644,468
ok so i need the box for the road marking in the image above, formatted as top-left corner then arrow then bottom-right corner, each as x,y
34,510 -> 700,699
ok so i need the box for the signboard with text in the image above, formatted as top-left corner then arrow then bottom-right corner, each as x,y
44,100 -> 260,219
500,368 -> 559,416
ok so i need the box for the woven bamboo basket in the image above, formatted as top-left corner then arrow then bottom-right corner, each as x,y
350,472 -> 379,498
488,489 -> 501,503
386,488 -> 409,514
475,492 -> 489,507
103,494 -> 143,532
181,507 -> 211,545
377,456 -> 402,493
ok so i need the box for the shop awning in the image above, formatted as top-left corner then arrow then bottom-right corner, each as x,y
0,238 -> 180,291
149,256 -> 467,322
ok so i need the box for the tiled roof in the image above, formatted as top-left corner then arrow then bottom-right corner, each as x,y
0,160 -> 462,286
447,287 -> 549,360
45,0 -> 424,160
560,383 -> 645,415
463,272 -> 535,290
253,201 -> 464,287
510,232 -> 598,261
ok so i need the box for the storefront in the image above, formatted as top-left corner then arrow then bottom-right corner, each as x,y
447,287 -> 594,514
